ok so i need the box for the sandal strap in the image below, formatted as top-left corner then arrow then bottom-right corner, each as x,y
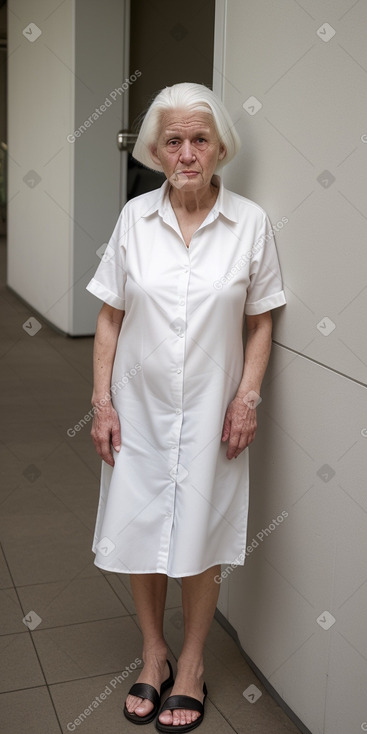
127,682 -> 160,707
161,659 -> 174,692
159,693 -> 204,715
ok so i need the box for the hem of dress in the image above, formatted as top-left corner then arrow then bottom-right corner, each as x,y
93,555 -> 246,578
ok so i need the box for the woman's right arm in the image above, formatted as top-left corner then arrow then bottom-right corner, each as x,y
91,303 -> 125,467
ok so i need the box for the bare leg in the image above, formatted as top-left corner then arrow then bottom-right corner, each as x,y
158,564 -> 221,727
125,573 -> 170,718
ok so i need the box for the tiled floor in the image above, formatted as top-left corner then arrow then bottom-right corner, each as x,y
0,237 -> 301,733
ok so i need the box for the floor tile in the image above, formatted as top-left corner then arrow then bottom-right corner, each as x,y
0,433 -> 66,462
32,616 -> 143,684
0,687 -> 62,734
1,513 -> 97,586
227,690 -> 302,734
50,672 -> 145,734
0,588 -> 28,636
0,476 -> 98,536
0,443 -> 27,501
203,643 -> 301,732
206,616 -> 253,678
0,632 -> 45,692
49,670 -> 237,734
44,331 -> 94,375
37,440 -> 100,488
102,573 -> 137,615
0,483 -> 77,522
0,545 -> 13,589
17,574 -> 129,629
46,480 -> 100,529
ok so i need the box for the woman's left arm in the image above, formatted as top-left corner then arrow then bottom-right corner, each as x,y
222,311 -> 273,460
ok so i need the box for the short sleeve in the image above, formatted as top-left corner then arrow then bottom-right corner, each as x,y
86,208 -> 127,310
245,213 -> 287,315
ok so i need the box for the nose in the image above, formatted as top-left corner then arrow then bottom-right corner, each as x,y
179,140 -> 196,163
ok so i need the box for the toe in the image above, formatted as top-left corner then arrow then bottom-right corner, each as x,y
171,709 -> 182,726
172,709 -> 187,726
125,694 -> 136,713
160,708 -> 201,725
135,698 -> 153,715
186,709 -> 200,725
190,710 -> 198,724
159,710 -> 173,725
125,695 -> 153,717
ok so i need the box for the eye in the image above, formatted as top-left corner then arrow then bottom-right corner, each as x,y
167,139 -> 180,147
196,137 -> 206,144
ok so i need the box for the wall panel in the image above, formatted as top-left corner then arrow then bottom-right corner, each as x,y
217,0 -> 367,383
214,2 -> 367,731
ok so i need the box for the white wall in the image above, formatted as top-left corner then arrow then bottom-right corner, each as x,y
8,0 -> 74,332
71,0 -> 126,334
214,1 -> 367,733
7,0 -> 125,334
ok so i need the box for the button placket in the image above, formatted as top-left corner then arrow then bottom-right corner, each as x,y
163,213 -> 216,568
163,251 -> 191,561
172,263 -> 188,420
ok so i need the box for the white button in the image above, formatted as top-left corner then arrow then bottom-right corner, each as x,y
175,409 -> 182,415
177,368 -> 182,374
179,299 -> 185,306
178,333 -> 184,338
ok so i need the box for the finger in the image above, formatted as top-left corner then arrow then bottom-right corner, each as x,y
111,420 -> 121,451
91,420 -> 115,465
238,431 -> 254,449
221,415 -> 231,441
232,429 -> 257,457
226,431 -> 241,459
91,435 -> 103,458
99,434 -> 115,466
111,413 -> 121,451
229,431 -> 248,458
101,454 -> 114,467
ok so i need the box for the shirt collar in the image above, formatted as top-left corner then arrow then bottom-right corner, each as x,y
140,174 -> 238,223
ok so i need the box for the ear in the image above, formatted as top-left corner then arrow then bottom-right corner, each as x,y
218,144 -> 226,161
149,145 -> 161,166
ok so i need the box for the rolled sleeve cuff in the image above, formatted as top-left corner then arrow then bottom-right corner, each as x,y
86,278 -> 125,310
245,290 -> 286,315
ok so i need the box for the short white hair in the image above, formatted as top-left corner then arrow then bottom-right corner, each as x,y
132,82 -> 241,172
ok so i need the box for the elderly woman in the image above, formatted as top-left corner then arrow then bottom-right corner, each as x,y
86,82 -> 286,732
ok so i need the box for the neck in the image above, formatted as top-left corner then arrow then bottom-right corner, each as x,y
169,177 -> 219,213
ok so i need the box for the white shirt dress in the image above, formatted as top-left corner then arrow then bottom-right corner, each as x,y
86,174 -> 286,577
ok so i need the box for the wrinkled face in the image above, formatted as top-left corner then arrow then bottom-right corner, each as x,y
150,109 -> 226,191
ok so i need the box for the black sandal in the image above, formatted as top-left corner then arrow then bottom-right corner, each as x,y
124,659 -> 174,725
155,682 -> 207,732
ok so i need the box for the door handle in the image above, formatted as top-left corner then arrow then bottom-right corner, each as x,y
117,130 -> 138,151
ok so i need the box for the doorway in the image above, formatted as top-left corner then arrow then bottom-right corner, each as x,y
121,0 -> 215,203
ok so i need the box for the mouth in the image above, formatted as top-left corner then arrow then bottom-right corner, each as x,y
177,171 -> 199,177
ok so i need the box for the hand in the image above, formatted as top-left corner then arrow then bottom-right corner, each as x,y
91,403 -> 121,467
221,395 -> 258,460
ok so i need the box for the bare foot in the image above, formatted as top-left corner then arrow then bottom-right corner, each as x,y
125,658 -> 170,718
158,665 -> 205,727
